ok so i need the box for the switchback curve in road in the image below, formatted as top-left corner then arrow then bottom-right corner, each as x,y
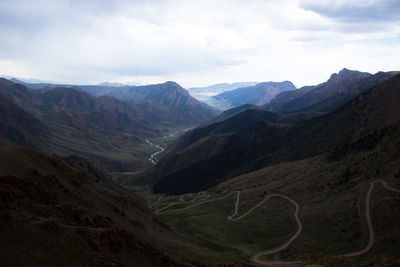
151,179 -> 400,265
340,179 -> 400,257
153,190 -> 302,265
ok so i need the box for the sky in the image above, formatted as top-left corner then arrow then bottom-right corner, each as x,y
1,0 -> 400,88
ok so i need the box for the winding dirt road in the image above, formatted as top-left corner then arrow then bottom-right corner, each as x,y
249,195 -> 302,265
227,192 -> 303,265
341,179 -> 400,257
153,190 -> 303,265
155,192 -> 230,214
150,195 -> 163,209
151,179 -> 400,265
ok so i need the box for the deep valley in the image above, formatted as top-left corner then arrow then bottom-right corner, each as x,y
1,68 -> 400,267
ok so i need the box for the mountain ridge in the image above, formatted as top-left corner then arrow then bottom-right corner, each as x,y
106,81 -> 218,124
264,68 -> 396,113
211,81 -> 296,109
0,78 -> 216,171
148,73 -> 400,194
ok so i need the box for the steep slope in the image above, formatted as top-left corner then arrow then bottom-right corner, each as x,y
34,87 -> 177,134
264,69 -> 396,113
204,104 -> 259,125
0,96 -> 48,149
211,81 -> 296,109
107,81 -> 218,124
149,73 -> 400,194
34,88 -> 185,170
0,79 -> 213,171
108,81 -> 190,106
264,85 -> 316,111
0,146 -> 197,266
21,79 -> 218,125
155,124 -> 400,265
166,108 -> 318,157
0,78 -> 40,114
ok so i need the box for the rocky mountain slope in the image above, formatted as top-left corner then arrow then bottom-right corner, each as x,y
0,146 -> 198,266
211,81 -> 296,109
106,81 -> 218,124
264,68 -> 396,113
142,73 -> 400,194
0,78 -> 217,171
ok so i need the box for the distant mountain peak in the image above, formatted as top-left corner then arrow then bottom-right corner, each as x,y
328,68 -> 371,84
339,67 -> 351,73
164,81 -> 180,87
257,80 -> 295,88
162,81 -> 187,93
211,80 -> 296,108
102,80 -> 217,122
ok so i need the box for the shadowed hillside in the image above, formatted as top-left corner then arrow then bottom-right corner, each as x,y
264,69 -> 396,113
146,73 -> 400,194
0,78 -> 216,171
106,81 -> 218,124
0,146 -> 198,266
0,96 -> 47,150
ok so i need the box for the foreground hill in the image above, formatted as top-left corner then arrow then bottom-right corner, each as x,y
119,72 -> 400,266
145,73 -> 400,194
0,146 -> 198,266
148,120 -> 400,265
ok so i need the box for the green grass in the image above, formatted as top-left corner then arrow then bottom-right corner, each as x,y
147,191 -> 299,265
122,127 -> 400,265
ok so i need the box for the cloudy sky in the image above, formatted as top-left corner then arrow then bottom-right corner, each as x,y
1,0 -> 400,88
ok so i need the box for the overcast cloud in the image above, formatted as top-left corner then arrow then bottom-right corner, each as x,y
1,0 -> 399,87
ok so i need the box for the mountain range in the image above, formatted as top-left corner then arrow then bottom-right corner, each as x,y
0,78 -> 217,171
2,68 -> 400,266
188,82 -> 258,109
189,81 -> 296,110
263,68 -> 396,113
211,81 -> 296,109
124,70 -> 400,194
105,81 -> 217,124
112,68 -> 400,265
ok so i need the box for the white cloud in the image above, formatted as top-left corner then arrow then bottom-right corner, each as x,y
0,0 -> 399,88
